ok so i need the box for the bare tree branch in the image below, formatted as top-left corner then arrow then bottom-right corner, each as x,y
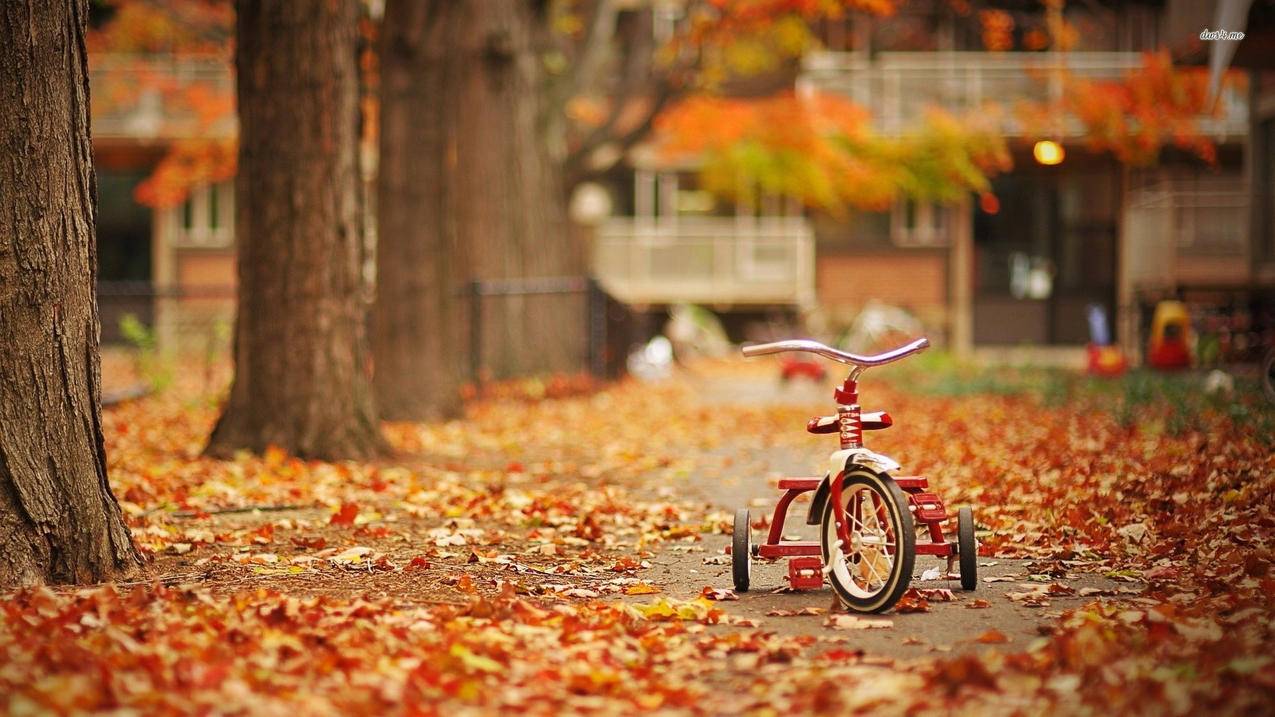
560,0 -> 619,108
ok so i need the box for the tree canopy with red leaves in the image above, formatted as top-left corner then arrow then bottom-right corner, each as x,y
1016,51 -> 1233,166
654,92 -> 1010,213
89,0 -> 236,208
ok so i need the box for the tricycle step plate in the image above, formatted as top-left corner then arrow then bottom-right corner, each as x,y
757,541 -> 821,558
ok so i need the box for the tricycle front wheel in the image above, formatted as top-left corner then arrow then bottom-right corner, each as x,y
820,469 -> 915,613
732,508 -> 751,592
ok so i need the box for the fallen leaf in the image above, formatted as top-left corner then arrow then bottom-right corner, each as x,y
825,615 -> 893,630
895,588 -> 931,613
975,629 -> 1009,644
329,502 -> 359,526
766,607 -> 825,617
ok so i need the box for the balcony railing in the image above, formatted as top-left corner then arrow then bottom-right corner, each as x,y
593,217 -> 815,308
1124,178 -> 1250,289
800,51 -> 1247,138
90,54 -> 235,140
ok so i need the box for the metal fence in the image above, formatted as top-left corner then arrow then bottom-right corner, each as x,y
467,277 -> 636,381
99,278 -> 636,382
97,281 -> 235,352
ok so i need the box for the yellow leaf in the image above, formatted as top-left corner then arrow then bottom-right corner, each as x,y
450,644 -> 502,673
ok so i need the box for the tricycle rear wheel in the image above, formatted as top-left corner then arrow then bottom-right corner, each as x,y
732,508 -> 751,592
958,506 -> 977,590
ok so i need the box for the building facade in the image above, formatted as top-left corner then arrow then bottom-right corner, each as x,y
595,1 -> 1253,355
93,55 -> 237,351
91,2 -> 1261,359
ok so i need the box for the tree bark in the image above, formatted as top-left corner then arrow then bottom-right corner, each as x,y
373,0 -> 585,421
207,0 -> 382,460
0,0 -> 143,586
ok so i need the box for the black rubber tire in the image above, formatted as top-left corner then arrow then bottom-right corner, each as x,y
958,506 -> 978,591
820,469 -> 915,613
732,508 -> 751,592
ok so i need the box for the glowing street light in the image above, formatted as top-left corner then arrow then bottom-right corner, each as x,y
1033,140 -> 1065,165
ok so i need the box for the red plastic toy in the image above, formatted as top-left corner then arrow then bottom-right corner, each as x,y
732,338 -> 978,613
779,355 -> 827,383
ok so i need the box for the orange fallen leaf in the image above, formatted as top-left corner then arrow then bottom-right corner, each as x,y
329,502 -> 359,526
975,628 -> 1009,644
700,586 -> 738,601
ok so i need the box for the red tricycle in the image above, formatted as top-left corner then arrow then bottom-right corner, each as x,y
732,338 -> 977,613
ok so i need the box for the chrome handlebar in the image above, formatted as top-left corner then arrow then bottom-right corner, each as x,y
741,337 -> 930,368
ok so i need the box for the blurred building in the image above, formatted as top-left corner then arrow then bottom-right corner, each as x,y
1159,0 -> 1275,362
90,2 -> 1268,361
92,55 -> 236,351
595,0 -> 1258,355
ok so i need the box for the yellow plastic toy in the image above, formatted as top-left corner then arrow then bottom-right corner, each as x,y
1148,301 -> 1192,370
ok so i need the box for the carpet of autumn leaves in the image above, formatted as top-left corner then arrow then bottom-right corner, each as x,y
1,360 -> 1273,715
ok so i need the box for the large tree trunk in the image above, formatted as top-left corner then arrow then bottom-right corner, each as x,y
207,0 -> 382,460
373,0 -> 585,420
0,0 -> 143,586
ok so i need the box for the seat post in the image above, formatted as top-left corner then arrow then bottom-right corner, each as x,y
833,377 -> 862,449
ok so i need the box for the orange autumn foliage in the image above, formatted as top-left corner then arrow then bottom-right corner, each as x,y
655,91 -> 1010,213
87,0 -> 233,55
134,139 -> 237,208
1018,52 -> 1236,166
90,0 -> 236,207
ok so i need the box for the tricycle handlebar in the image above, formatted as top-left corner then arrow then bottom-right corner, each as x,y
741,337 -> 930,368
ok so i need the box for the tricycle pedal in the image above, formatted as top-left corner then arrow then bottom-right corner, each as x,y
787,557 -> 824,590
909,492 -> 947,522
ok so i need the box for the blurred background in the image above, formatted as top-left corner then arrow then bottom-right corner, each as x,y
85,0 -> 1274,392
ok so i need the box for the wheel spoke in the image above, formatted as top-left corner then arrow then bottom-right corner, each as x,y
827,480 -> 905,599
848,491 -> 866,534
861,548 -> 886,586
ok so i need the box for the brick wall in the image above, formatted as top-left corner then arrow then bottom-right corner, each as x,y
177,250 -> 236,289
816,251 -> 948,311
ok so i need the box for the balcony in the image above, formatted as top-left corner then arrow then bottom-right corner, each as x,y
593,217 -> 816,308
800,51 -> 1247,138
90,54 -> 235,141
1124,177 -> 1250,290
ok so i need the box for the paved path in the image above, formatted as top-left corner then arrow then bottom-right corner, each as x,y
629,374 -> 1138,657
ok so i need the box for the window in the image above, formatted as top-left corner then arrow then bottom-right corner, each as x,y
171,181 -> 233,248
892,199 -> 948,247
208,182 -> 220,231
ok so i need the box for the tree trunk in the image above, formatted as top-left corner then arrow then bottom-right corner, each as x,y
207,0 -> 382,460
0,0 -> 143,586
373,0 -> 584,421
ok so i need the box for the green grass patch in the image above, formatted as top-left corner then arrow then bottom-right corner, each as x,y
881,351 -> 1274,442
